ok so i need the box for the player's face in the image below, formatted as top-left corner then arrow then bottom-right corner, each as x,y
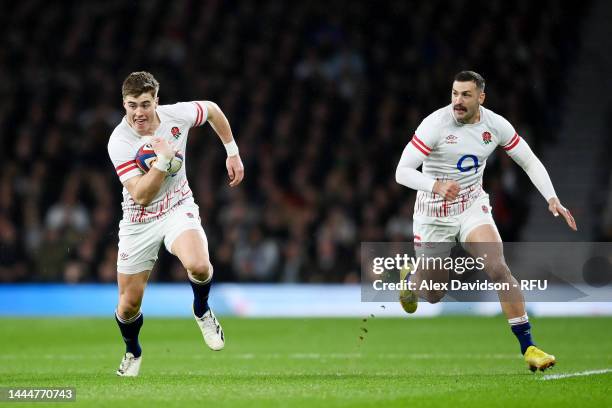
123,92 -> 158,134
451,81 -> 485,124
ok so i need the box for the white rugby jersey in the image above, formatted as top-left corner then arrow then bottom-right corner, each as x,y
107,101 -> 208,224
407,104 -> 523,217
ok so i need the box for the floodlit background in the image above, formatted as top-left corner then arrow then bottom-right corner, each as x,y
0,0 -> 611,316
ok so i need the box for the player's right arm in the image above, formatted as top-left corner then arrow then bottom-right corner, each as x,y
122,170 -> 165,206
109,136 -> 174,206
395,114 -> 460,200
395,146 -> 460,200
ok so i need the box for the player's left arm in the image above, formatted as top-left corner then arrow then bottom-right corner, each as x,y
503,136 -> 577,231
188,101 -> 244,187
199,101 -> 244,187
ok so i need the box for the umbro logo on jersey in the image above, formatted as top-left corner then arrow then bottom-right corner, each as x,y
186,212 -> 194,219
445,134 -> 458,144
120,252 -> 129,260
171,126 -> 181,139
482,131 -> 492,144
482,205 -> 489,213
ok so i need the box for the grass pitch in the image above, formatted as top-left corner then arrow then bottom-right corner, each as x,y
1,316 -> 611,407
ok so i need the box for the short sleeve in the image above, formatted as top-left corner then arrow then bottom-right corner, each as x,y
108,137 -> 141,183
408,113 -> 441,157
496,115 -> 521,152
164,101 -> 208,128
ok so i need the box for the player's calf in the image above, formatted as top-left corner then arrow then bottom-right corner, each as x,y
419,288 -> 446,303
117,272 -> 147,319
412,265 -> 449,304
483,258 -> 525,307
188,264 -> 213,318
483,259 -> 513,285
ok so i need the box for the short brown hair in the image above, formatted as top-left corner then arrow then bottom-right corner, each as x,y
454,71 -> 485,92
122,71 -> 160,99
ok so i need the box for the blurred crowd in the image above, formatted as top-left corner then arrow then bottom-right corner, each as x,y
598,107 -> 612,241
0,0 -> 589,283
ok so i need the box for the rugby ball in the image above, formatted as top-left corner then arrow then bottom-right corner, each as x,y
135,143 -> 183,176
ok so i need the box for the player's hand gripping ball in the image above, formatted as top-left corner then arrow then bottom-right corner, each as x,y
135,143 -> 183,176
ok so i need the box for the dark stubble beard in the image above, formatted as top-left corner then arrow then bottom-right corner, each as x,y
455,107 -> 476,124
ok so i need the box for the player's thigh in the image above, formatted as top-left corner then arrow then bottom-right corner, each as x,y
414,215 -> 460,244
461,194 -> 503,260
117,220 -> 164,276
170,229 -> 211,271
458,194 -> 498,244
163,205 -> 210,269
461,201 -> 509,279
464,223 -> 505,268
413,215 -> 456,282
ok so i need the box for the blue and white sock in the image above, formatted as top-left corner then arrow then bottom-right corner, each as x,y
115,311 -> 143,358
509,313 -> 534,355
189,273 -> 212,318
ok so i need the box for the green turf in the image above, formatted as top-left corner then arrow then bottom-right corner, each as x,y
1,316 -> 611,407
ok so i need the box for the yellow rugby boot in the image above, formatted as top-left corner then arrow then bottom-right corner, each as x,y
399,265 -> 418,314
524,345 -> 556,372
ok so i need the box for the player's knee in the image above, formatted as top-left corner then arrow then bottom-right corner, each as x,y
117,297 -> 142,318
485,260 -> 511,283
188,261 -> 213,282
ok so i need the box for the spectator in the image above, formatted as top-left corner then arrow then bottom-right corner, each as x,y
0,215 -> 27,282
233,226 -> 280,281
0,0 -> 591,282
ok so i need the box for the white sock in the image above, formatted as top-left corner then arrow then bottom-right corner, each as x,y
508,313 -> 529,326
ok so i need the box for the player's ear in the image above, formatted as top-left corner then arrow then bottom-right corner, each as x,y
479,91 -> 486,105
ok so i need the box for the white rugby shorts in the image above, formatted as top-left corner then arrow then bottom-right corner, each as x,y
413,193 -> 496,257
116,203 -> 207,274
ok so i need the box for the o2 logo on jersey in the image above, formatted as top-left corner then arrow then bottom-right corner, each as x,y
457,154 -> 480,174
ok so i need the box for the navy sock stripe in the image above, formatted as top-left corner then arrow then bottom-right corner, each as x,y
115,312 -> 143,358
511,321 -> 534,355
190,278 -> 212,318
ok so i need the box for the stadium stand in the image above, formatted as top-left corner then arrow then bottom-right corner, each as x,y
0,0 -> 592,283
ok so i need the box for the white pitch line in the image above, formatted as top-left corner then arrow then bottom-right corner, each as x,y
540,368 -> 612,381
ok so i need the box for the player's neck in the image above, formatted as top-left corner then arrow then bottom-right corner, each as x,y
467,110 -> 481,124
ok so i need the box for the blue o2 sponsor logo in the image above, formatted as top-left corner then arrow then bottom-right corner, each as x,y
457,155 -> 480,174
